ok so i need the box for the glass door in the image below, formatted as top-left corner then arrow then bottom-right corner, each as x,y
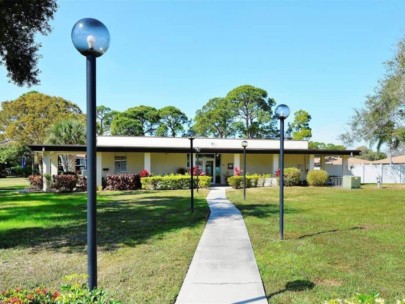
205,160 -> 214,183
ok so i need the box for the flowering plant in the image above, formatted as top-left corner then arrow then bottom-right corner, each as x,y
234,167 -> 241,176
275,169 -> 280,177
189,166 -> 204,176
139,169 -> 150,177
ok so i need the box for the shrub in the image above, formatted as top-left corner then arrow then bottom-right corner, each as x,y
176,167 -> 187,175
53,174 -> 78,192
307,169 -> 328,186
106,174 -> 141,190
78,176 -> 87,191
141,175 -> 211,190
139,169 -> 150,177
234,167 -> 241,176
282,167 -> 302,186
227,176 -> 244,189
228,174 -> 268,189
189,166 -> 204,176
28,174 -> 43,190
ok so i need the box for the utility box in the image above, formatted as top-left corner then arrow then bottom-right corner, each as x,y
342,176 -> 361,189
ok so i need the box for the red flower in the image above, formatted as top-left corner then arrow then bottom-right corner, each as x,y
27,294 -> 34,300
53,291 -> 61,300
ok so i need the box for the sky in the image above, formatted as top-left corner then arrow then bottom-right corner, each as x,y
1,0 -> 405,148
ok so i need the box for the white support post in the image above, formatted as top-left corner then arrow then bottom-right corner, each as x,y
50,153 -> 58,176
42,152 -> 51,191
320,155 -> 326,170
308,154 -> 315,171
272,154 -> 279,175
342,156 -> 349,176
97,152 -> 102,188
144,152 -> 151,172
234,154 -> 240,172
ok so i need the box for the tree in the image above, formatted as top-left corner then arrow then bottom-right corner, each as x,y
46,119 -> 86,172
308,141 -> 346,150
340,35 -> 405,158
0,92 -> 83,145
355,146 -> 386,161
156,106 -> 188,137
193,98 -> 237,138
96,105 -> 116,135
287,110 -> 312,140
110,106 -> 160,136
0,0 -> 57,86
226,85 -> 277,138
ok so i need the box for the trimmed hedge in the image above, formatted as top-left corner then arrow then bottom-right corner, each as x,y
307,169 -> 328,186
280,167 -> 302,186
28,174 -> 43,190
53,174 -> 78,192
106,174 -> 141,190
141,175 -> 212,190
227,174 -> 269,189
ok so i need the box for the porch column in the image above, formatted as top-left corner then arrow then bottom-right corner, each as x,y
272,154 -> 279,175
96,152 -> 102,188
50,152 -> 58,176
42,152 -> 51,191
342,155 -> 349,176
234,154 -> 240,172
307,154 -> 315,171
144,153 -> 151,172
320,155 -> 326,170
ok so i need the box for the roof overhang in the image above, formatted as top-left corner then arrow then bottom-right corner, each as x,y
28,144 -> 360,156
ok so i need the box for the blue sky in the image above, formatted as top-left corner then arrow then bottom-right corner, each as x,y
1,0 -> 405,147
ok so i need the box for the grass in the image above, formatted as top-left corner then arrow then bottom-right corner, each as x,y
0,178 -> 209,303
227,184 -> 405,304
0,177 -> 30,190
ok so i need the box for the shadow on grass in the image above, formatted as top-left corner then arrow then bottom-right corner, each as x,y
297,226 -> 365,239
236,204 -> 299,219
0,191 -> 209,253
267,280 -> 315,300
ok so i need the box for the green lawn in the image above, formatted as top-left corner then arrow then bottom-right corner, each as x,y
0,177 -> 30,190
0,180 -> 209,303
227,185 -> 405,304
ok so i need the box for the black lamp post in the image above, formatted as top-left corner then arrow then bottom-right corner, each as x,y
195,147 -> 200,193
241,140 -> 248,200
72,18 -> 110,290
189,137 -> 195,212
275,104 -> 290,240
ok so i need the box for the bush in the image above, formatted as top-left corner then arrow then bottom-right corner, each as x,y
141,175 -> 211,190
307,169 -> 328,186
53,174 -> 78,192
78,175 -> 87,191
28,174 -> 43,190
228,174 -> 268,189
106,174 -> 141,190
325,292 -> 405,304
139,169 -> 150,177
283,167 -> 302,186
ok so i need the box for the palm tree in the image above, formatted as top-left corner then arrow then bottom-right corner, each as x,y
46,119 -> 86,172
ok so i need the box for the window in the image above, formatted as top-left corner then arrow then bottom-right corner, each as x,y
115,156 -> 127,173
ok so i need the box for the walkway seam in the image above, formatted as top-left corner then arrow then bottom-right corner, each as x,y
175,187 -> 267,304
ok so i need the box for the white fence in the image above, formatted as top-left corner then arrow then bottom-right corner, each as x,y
324,164 -> 405,183
349,164 -> 405,184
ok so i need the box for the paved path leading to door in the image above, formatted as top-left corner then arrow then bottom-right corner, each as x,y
175,187 -> 267,304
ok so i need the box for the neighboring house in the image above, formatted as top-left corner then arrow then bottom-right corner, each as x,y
29,136 -> 359,190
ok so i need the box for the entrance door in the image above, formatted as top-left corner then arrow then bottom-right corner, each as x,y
204,160 -> 214,183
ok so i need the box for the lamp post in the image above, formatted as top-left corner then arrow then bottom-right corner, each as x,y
195,147 -> 200,193
189,137 -> 195,212
71,18 -> 110,290
241,140 -> 248,200
275,104 -> 290,240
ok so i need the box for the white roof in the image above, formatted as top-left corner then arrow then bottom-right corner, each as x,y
97,136 -> 308,150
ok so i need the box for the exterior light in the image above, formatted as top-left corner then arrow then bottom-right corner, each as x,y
241,140 -> 248,200
276,104 -> 290,240
72,18 -> 110,291
71,18 -> 110,57
275,104 -> 290,120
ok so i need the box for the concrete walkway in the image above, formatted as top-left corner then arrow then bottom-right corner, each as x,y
176,187 -> 267,304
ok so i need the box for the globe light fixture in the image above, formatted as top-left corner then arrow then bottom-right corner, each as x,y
275,104 -> 290,240
71,18 -> 110,290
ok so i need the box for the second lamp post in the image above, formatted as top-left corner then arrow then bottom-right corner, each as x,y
241,140 -> 248,200
275,104 -> 290,240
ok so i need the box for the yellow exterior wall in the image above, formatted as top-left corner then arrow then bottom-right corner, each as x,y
241,154 -> 273,175
101,152 -> 144,175
285,154 -> 307,178
151,153 -> 186,175
220,153 -> 234,183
